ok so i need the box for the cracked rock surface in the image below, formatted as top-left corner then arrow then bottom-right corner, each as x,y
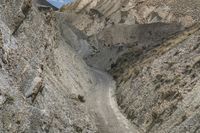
1,0 -> 200,133
0,0 -> 97,132
61,0 -> 200,133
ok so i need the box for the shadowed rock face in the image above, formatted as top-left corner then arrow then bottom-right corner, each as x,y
85,23 -> 183,71
111,23 -> 200,133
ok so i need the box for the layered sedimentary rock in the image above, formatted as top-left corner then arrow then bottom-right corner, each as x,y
1,0 -> 200,133
112,24 -> 200,133
61,0 -> 200,133
61,0 -> 200,36
0,0 -> 97,132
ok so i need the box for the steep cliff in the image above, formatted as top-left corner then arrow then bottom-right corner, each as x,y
60,0 -> 200,36
0,0 -> 97,132
113,24 -> 200,133
60,0 -> 200,133
1,0 -> 200,133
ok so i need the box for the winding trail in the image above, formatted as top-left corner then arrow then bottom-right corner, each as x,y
87,68 -> 140,133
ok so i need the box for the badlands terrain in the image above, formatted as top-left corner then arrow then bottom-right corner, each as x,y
0,0 -> 200,133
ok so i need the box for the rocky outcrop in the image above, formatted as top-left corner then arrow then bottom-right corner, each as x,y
0,0 -> 97,132
112,23 -> 200,133
60,0 -> 200,36
85,23 -> 183,70
61,0 -> 200,133
1,0 -> 200,133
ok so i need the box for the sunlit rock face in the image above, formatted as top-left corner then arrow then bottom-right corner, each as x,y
0,0 -> 97,132
60,0 -> 200,36
1,0 -> 200,133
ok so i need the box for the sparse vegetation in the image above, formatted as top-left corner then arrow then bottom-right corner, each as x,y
1,0 -> 200,132
5,94 -> 14,105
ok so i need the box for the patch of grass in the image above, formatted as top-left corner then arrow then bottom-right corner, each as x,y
5,94 -> 14,105
174,76 -> 181,85
72,124 -> 83,133
154,84 -> 161,91
153,74 -> 166,85
165,61 -> 176,68
78,95 -> 85,103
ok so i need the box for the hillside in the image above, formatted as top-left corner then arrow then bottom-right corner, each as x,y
0,0 -> 96,132
0,0 -> 200,133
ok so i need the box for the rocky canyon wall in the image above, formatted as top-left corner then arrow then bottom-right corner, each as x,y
0,0 -> 97,132
61,0 -> 200,133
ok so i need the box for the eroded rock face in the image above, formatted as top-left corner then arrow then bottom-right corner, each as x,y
60,0 -> 200,133
0,0 -> 97,132
1,0 -> 200,133
85,23 -> 183,70
114,25 -> 200,133
60,0 -> 200,36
